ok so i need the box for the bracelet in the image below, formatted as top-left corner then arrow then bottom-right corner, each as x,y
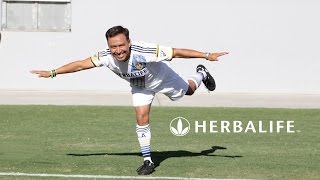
205,52 -> 210,60
50,70 -> 56,78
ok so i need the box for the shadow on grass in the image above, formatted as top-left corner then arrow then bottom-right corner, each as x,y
67,146 -> 242,167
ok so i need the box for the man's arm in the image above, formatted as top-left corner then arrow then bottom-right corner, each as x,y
31,57 -> 95,78
173,48 -> 229,61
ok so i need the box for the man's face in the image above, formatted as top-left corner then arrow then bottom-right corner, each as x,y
107,33 -> 131,62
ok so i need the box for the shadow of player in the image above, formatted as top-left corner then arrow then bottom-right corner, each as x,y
67,146 -> 242,167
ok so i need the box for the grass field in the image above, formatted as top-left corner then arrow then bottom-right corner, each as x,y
0,105 -> 319,180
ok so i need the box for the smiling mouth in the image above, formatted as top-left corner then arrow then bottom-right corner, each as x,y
115,54 -> 124,59
118,54 -> 124,58
114,50 -> 130,61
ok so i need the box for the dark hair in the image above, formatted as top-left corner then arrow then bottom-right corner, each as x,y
105,26 -> 130,40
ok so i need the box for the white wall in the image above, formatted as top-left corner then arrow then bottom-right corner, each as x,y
0,0 -> 319,94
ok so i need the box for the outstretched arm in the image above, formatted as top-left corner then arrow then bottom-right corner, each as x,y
173,48 -> 229,61
31,57 -> 95,78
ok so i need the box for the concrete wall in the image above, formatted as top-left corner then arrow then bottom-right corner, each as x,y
0,0 -> 319,94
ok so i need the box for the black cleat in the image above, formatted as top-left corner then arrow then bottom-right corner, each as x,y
136,160 -> 155,175
196,64 -> 216,91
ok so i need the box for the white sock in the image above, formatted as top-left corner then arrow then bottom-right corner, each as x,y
144,156 -> 152,162
198,70 -> 207,79
136,124 -> 153,163
188,72 -> 206,88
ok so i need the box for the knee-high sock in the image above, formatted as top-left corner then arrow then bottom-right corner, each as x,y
136,124 -> 152,162
188,72 -> 206,89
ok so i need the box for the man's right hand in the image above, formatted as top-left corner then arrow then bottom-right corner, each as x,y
30,70 -> 51,78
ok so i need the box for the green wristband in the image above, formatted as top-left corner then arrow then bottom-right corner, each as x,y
50,70 -> 56,78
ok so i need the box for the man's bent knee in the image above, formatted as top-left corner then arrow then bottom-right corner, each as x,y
186,87 -> 195,95
186,80 -> 196,95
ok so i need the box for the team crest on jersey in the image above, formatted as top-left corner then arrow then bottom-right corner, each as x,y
131,54 -> 147,71
135,62 -> 145,70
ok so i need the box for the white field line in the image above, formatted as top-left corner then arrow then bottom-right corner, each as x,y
0,172 -> 252,180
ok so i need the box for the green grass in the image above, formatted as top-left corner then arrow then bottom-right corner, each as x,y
0,105 -> 319,179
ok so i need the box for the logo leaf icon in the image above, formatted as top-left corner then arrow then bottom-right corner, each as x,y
171,127 -> 179,135
170,117 -> 190,136
181,127 -> 189,135
177,119 -> 183,134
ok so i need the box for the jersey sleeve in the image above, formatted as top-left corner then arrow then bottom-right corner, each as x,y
132,41 -> 173,62
90,50 -> 110,67
157,45 -> 174,61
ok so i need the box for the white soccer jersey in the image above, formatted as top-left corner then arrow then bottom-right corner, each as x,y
90,41 -> 177,91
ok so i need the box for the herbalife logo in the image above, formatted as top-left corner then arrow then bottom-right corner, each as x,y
169,117 -> 298,135
170,117 -> 190,136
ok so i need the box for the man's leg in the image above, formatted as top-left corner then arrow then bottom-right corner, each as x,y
186,64 -> 215,95
135,104 -> 155,175
186,79 -> 198,95
186,70 -> 206,95
131,88 -> 155,175
135,104 -> 152,161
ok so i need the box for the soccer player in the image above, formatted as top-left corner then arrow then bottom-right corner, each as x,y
31,25 -> 228,175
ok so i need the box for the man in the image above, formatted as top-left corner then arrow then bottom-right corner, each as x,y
31,25 -> 228,175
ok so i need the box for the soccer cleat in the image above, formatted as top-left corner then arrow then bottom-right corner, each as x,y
136,160 -> 155,175
196,64 -> 216,91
